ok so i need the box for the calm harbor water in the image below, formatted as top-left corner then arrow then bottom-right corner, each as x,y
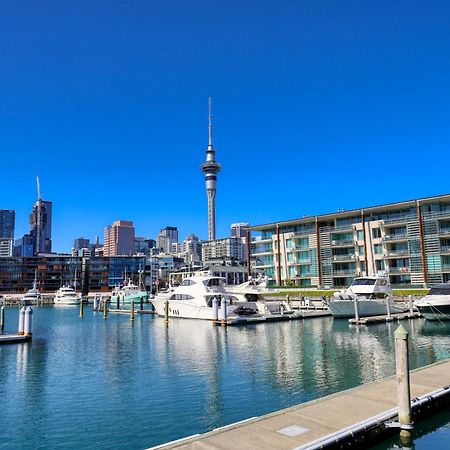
1,306 -> 450,449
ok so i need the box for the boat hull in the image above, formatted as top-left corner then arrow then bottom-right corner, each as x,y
328,300 -> 407,318
111,291 -> 148,308
415,304 -> 450,320
54,297 -> 81,306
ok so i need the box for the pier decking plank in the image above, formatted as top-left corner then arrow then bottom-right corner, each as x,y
150,359 -> 450,450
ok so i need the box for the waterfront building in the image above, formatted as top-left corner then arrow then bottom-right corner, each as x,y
29,180 -> 52,254
104,220 -> 135,256
157,226 -> 178,253
0,209 -> 15,257
201,237 -> 244,263
201,97 -> 221,241
251,194 -> 450,288
0,255 -> 153,293
74,237 -> 90,251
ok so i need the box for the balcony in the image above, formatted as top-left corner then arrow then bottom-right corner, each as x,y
442,264 -> 450,272
383,233 -> 408,242
438,228 -> 450,236
332,254 -> 355,261
385,250 -> 410,258
387,267 -> 410,274
331,239 -> 354,247
440,246 -> 450,253
332,269 -> 357,276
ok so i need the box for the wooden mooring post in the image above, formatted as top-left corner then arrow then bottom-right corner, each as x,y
394,324 -> 413,444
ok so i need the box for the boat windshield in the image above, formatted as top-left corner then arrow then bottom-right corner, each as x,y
351,279 -> 376,286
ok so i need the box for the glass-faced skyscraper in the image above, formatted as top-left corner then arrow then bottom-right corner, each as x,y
29,185 -> 52,255
0,209 -> 15,256
201,98 -> 221,241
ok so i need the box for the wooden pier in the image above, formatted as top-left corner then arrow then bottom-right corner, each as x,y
149,359 -> 450,450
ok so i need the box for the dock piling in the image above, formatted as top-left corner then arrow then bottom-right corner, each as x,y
212,297 -> 218,321
386,298 -> 392,321
103,299 -> 108,319
353,297 -> 360,324
408,295 -> 414,316
1,306 -> 4,334
93,295 -> 98,312
130,300 -> 135,321
79,298 -> 84,318
18,306 -> 25,335
164,299 -> 169,324
24,307 -> 33,336
394,324 -> 413,442
140,297 -> 144,311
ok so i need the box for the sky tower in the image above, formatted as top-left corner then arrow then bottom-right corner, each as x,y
201,97 -> 221,241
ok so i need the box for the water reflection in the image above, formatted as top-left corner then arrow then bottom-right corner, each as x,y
0,308 -> 449,449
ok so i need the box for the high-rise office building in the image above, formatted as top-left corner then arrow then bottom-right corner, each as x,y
201,98 -> 221,241
157,226 -> 178,253
0,209 -> 15,257
29,178 -> 52,255
183,234 -> 202,262
104,220 -> 135,256
74,237 -> 90,251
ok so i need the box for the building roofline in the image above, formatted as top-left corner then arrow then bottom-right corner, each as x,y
250,193 -> 450,231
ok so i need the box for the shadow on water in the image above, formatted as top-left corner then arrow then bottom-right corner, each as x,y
370,407 -> 450,449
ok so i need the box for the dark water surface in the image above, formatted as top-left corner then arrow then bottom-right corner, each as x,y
1,306 -> 449,449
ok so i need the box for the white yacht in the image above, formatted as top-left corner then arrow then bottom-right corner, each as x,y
21,288 -> 42,306
21,270 -> 42,306
226,277 -> 296,318
110,279 -> 148,309
414,284 -> 450,320
328,275 -> 408,318
151,272 -> 258,320
54,286 -> 82,306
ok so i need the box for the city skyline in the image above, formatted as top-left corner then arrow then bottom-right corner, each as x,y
1,1 -> 450,251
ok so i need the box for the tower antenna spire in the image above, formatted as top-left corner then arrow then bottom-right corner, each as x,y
201,97 -> 221,241
36,176 -> 42,201
208,96 -> 213,147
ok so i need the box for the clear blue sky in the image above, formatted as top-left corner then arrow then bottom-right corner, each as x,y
1,0 -> 450,252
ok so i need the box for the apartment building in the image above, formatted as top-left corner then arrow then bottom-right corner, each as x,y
251,194 -> 450,288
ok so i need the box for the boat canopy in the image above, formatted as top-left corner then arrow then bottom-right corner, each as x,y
428,285 -> 450,295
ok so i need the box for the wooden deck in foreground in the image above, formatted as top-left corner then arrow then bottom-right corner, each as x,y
149,359 -> 450,450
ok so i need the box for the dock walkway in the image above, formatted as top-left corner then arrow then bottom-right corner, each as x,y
150,359 -> 450,450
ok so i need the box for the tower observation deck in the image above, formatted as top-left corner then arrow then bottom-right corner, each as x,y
201,98 -> 221,241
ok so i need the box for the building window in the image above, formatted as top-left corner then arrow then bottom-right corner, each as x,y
374,244 -> 384,255
357,230 -> 364,241
372,228 -> 381,239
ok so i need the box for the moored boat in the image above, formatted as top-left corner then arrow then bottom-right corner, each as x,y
414,284 -> 450,320
110,279 -> 148,309
54,286 -> 82,306
328,275 -> 408,318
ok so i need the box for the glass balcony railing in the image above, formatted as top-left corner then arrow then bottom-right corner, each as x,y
387,267 -> 410,274
331,239 -> 354,246
383,233 -> 408,241
332,254 -> 355,261
442,264 -> 450,271
438,228 -> 450,235
332,269 -> 357,276
440,246 -> 450,253
385,250 -> 410,257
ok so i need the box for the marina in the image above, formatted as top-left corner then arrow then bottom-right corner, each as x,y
151,359 -> 450,449
1,305 -> 449,449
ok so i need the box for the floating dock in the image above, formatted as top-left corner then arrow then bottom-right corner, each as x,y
0,334 -> 32,344
349,311 -> 421,325
149,359 -> 450,450
216,310 -> 331,326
